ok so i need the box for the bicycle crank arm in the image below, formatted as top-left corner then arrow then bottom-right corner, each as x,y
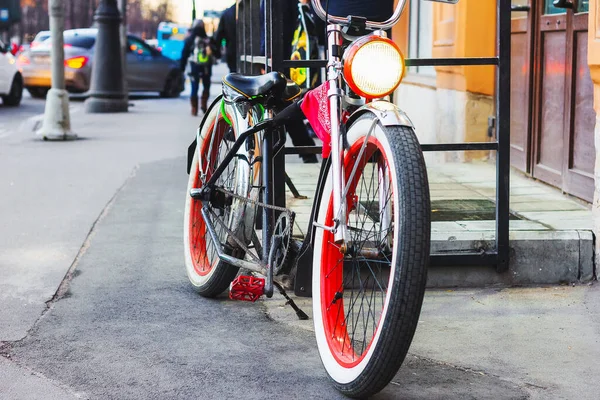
201,207 -> 267,275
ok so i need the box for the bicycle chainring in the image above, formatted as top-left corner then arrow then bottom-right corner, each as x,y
271,212 -> 294,275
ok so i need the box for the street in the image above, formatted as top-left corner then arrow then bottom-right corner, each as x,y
0,90 -> 599,399
0,93 -> 45,139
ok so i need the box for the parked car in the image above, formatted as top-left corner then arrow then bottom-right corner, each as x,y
0,40 -> 23,106
30,30 -> 51,49
145,38 -> 159,49
18,28 -> 183,99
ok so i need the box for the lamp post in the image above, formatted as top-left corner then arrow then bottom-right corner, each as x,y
84,0 -> 128,113
192,0 -> 197,21
117,0 -> 128,103
38,0 -> 76,140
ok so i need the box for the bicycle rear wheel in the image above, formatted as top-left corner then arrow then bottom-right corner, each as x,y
184,101 -> 243,297
312,115 -> 430,398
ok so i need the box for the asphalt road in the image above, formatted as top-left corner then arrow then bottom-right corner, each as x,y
0,93 -> 46,138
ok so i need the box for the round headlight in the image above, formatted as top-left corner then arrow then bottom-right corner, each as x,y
343,35 -> 405,99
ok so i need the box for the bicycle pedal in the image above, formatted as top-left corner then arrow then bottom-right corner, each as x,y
229,276 -> 265,302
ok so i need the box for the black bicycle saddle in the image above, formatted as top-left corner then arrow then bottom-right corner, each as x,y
222,72 -> 288,99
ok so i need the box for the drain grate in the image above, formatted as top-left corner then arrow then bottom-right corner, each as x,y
431,199 -> 521,222
358,199 -> 520,222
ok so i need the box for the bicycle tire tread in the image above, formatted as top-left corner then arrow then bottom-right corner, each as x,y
333,121 -> 430,398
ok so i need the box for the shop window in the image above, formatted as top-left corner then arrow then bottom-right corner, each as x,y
408,0 -> 435,76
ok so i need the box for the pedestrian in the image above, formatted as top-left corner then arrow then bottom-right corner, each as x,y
180,19 -> 220,116
215,4 -> 237,73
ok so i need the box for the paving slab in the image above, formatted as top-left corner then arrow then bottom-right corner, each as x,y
511,200 -> 588,212
518,210 -> 594,230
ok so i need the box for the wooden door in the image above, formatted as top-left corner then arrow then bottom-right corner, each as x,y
531,0 -> 594,201
510,0 -> 535,172
532,0 -> 569,187
561,1 -> 594,200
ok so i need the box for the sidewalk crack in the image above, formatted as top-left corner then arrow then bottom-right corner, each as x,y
2,166 -> 140,350
396,354 -> 550,392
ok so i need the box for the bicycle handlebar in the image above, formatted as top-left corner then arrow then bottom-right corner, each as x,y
310,0 -> 407,30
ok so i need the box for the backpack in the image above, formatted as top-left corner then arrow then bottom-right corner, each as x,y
192,37 -> 214,66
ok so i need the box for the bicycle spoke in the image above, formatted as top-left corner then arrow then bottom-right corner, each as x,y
333,145 -> 394,360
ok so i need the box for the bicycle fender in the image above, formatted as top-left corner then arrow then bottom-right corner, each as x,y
187,139 -> 196,175
186,94 -> 224,175
345,101 -> 414,129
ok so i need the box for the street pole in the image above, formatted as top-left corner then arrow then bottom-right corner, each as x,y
117,0 -> 128,105
84,0 -> 127,113
38,0 -> 76,140
192,0 -> 197,22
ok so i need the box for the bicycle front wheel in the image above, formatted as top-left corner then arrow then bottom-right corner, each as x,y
312,115 -> 431,398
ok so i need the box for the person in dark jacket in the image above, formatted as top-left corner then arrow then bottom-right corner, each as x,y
180,19 -> 220,115
258,0 -> 318,163
215,4 -> 237,73
259,0 -> 300,58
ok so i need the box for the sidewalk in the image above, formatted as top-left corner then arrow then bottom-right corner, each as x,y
1,64 -> 227,342
265,283 -> 600,399
284,160 -> 594,286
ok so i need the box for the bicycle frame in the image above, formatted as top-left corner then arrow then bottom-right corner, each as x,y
190,0 -> 419,298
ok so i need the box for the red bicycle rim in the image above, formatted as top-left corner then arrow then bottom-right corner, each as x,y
320,136 -> 393,368
188,117 -> 227,276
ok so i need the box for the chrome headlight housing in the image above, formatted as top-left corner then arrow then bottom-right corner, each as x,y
343,35 -> 405,99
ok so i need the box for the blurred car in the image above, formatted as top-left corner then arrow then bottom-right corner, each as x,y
18,28 -> 183,99
30,31 -> 51,49
145,39 -> 158,49
0,40 -> 23,106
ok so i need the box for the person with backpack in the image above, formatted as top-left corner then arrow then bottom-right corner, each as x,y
180,19 -> 220,116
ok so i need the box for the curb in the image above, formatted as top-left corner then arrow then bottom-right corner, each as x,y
429,229 -> 594,286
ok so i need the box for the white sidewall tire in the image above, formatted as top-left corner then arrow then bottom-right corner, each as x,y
312,117 -> 400,385
183,104 -> 226,289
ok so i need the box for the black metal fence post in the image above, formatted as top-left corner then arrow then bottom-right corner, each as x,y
496,0 -> 512,272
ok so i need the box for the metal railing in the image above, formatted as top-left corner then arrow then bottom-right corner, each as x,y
235,0 -> 511,273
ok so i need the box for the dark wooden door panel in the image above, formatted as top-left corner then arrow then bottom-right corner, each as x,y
510,17 -> 532,172
570,32 -> 594,175
563,14 -> 594,201
534,29 -> 567,186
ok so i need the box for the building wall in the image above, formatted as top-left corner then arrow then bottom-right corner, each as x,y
393,0 -> 496,164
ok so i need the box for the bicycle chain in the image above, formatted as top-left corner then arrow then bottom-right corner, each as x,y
209,186 -> 295,268
215,186 -> 295,218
